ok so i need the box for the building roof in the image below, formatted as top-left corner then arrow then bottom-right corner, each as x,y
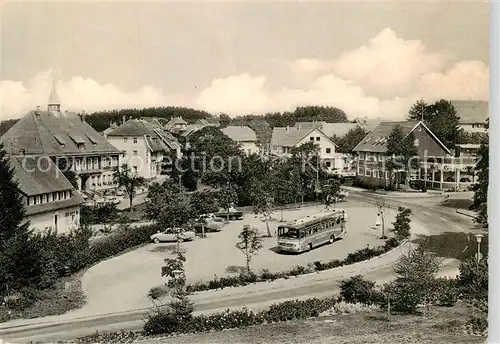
9,155 -> 75,196
294,121 -> 359,138
0,110 -> 121,156
195,118 -> 220,127
352,121 -> 451,154
222,126 -> 257,142
164,116 -> 188,130
108,119 -> 181,152
450,100 -> 489,124
25,197 -> 84,217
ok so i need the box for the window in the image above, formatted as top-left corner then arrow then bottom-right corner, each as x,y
359,168 -> 364,176
325,161 -> 331,168
33,196 -> 37,205
310,137 -> 314,141
65,212 -> 69,217
326,148 -> 331,154
414,138 -> 420,147
316,137 -> 320,141
372,169 -> 377,177
365,168 -> 371,177
385,171 -> 389,179
41,194 -> 46,203
133,166 -> 138,173
282,147 -> 287,154
124,138 -> 128,143
133,137 -> 138,143
133,150 -> 138,156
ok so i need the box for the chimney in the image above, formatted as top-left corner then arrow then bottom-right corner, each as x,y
81,110 -> 86,122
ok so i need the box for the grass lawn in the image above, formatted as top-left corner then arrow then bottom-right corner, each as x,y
413,232 -> 488,260
150,303 -> 484,344
0,272 -> 86,322
441,198 -> 473,210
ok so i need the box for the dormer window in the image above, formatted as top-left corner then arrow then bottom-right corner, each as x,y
77,143 -> 84,150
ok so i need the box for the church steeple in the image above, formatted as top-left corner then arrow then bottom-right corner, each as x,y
48,79 -> 61,112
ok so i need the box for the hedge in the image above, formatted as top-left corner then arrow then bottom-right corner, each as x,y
78,296 -> 338,342
186,237 -> 401,293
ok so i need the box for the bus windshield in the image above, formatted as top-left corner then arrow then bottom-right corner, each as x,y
278,227 -> 300,239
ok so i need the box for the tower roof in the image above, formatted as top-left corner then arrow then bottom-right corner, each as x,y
48,80 -> 60,105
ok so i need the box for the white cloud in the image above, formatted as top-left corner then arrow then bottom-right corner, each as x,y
0,28 -> 489,121
0,70 -> 186,120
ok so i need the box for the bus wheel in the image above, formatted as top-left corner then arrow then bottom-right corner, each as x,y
329,235 -> 335,244
307,243 -> 313,251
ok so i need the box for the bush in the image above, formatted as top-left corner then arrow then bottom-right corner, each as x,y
339,275 -> 378,305
148,285 -> 168,300
143,308 -> 181,335
77,330 -> 139,343
263,297 -> 336,323
392,207 -> 412,241
80,204 -> 119,226
467,314 -> 488,335
433,278 -> 458,307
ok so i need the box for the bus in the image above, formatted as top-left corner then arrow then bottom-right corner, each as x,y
276,209 -> 347,253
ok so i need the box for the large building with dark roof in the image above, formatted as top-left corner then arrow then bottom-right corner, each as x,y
106,119 -> 182,179
0,83 -> 122,192
352,120 -> 476,190
10,155 -> 84,233
450,100 -> 489,133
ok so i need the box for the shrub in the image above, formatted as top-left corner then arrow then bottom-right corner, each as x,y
392,207 -> 412,241
80,204 -> 119,226
433,278 -> 458,307
467,314 -> 488,335
148,285 -> 168,300
143,308 -> 181,335
263,297 -> 336,323
339,275 -> 378,305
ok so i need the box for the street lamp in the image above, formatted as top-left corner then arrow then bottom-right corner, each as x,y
474,234 -> 484,264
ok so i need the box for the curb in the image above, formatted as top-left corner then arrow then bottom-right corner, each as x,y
456,208 -> 478,219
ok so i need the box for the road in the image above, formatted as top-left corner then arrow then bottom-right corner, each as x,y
0,189 -> 476,343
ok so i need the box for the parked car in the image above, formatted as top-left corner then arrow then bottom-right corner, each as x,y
214,206 -> 243,220
150,228 -> 196,243
191,214 -> 224,233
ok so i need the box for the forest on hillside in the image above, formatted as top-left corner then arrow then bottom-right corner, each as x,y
0,105 -> 349,137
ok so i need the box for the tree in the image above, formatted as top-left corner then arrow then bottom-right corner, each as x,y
190,190 -> 219,237
272,161 -> 299,222
251,183 -> 274,237
217,184 -> 238,221
389,244 -> 441,314
333,126 -> 368,153
322,178 -> 341,209
456,256 -> 488,313
472,139 -> 488,228
113,164 -> 146,211
0,146 -> 48,298
386,125 -> 418,188
0,144 -> 28,247
408,98 -> 428,121
407,99 -> 460,148
146,180 -> 192,253
392,206 -> 412,241
235,225 -> 263,275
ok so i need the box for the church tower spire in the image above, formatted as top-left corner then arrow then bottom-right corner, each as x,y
48,79 -> 61,112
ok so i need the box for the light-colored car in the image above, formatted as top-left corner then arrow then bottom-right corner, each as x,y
192,214 -> 224,233
150,228 -> 195,243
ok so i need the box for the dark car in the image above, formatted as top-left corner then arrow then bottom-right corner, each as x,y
214,206 -> 243,220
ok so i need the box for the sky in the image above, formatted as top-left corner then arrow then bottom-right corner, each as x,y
0,1 -> 490,121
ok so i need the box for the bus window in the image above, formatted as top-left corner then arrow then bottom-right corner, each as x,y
278,227 -> 299,239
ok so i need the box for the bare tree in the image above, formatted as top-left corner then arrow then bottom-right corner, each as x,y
235,225 -> 264,275
113,164 -> 146,212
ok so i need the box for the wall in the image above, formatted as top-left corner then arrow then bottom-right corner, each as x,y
459,123 -> 488,133
240,141 -> 260,155
412,125 -> 449,158
296,129 -> 341,171
27,205 -> 81,234
108,136 -> 152,179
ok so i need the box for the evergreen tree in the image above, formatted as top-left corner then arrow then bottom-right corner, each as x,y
0,144 -> 29,247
